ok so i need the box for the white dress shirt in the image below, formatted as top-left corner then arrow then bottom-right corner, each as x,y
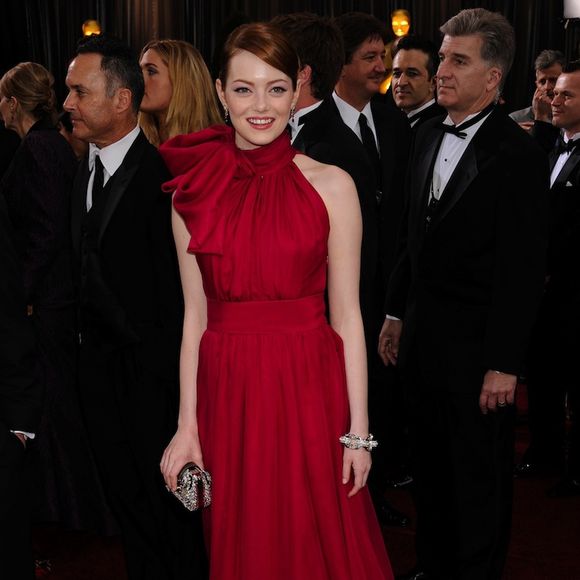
332,91 -> 379,150
431,110 -> 491,201
86,125 -> 141,211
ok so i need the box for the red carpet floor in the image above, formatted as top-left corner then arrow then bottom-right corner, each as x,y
34,386 -> 580,580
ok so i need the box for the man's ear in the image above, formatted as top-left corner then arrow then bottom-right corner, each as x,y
116,88 -> 133,114
487,67 -> 502,92
299,65 -> 312,86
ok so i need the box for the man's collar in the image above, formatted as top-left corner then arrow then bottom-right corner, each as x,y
332,91 -> 372,132
89,125 -> 140,176
290,100 -> 322,130
407,98 -> 436,119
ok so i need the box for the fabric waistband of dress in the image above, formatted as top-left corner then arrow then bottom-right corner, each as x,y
206,294 -> 327,333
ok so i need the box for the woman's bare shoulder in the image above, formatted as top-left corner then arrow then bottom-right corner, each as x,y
293,153 -> 356,204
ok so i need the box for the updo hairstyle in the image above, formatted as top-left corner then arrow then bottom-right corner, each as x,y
218,22 -> 300,89
0,62 -> 57,124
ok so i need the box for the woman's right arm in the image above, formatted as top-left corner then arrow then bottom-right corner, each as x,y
160,204 -> 207,491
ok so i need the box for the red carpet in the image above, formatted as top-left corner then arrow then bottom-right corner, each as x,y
34,386 -> 580,579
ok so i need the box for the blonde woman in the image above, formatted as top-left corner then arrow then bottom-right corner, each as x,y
139,39 -> 222,146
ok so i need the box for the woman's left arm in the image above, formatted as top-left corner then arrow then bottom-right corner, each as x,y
320,165 -> 371,498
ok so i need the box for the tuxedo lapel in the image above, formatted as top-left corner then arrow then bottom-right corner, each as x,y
71,158 -> 90,256
371,102 -> 394,198
292,108 -> 321,153
426,111 -> 498,234
292,128 -> 306,152
98,131 -> 147,244
551,149 -> 580,187
549,148 -> 560,173
427,146 -> 479,233
410,102 -> 445,131
413,129 -> 443,230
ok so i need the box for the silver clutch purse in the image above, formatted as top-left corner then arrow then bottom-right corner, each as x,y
169,462 -> 212,511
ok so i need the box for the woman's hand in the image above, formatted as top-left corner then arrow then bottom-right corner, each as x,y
160,429 -> 203,491
342,447 -> 371,498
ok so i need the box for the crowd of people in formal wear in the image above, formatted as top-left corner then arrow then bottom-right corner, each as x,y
0,7 -> 578,580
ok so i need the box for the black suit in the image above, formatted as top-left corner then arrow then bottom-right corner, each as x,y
525,139 -> 580,475
0,195 -> 40,580
293,99 -> 379,327
386,109 -> 548,579
298,97 -> 412,495
72,130 -> 206,580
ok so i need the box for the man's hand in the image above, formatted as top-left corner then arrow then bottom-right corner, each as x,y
532,86 -> 552,122
479,370 -> 517,414
378,318 -> 403,366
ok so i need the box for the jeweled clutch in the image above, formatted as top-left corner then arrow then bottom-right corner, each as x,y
169,462 -> 212,511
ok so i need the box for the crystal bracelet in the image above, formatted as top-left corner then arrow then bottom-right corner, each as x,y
339,433 -> 378,452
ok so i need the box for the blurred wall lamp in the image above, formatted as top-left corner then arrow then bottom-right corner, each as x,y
82,19 -> 102,36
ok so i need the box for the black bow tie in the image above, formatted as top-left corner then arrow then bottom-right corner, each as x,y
555,136 -> 578,156
436,103 -> 495,139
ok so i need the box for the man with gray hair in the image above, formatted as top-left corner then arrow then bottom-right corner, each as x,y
379,8 -> 548,579
510,49 -> 565,130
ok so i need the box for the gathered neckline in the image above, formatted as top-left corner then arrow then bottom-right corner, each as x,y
234,128 -> 296,177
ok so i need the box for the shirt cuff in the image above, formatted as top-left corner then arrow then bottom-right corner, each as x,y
11,430 -> 36,439
385,314 -> 401,321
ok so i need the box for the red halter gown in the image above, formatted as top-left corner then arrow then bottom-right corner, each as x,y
160,125 -> 393,580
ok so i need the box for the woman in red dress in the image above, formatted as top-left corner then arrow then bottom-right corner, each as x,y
160,23 -> 393,580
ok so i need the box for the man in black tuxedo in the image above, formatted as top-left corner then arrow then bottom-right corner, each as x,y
0,194 -> 40,580
273,13 -> 379,350
379,9 -> 548,579
64,36 -> 205,580
328,11 -> 413,524
274,11 -> 410,527
391,35 -> 445,131
517,62 -> 580,496
509,49 -> 564,131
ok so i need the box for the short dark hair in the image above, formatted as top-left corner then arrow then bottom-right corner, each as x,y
76,35 -> 144,114
534,49 -> 565,72
440,8 -> 515,91
563,60 -> 580,74
334,12 -> 388,65
218,22 -> 300,90
393,35 -> 440,79
272,13 -> 344,100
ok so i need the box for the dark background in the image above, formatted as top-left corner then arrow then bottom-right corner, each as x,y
2,0 -> 580,112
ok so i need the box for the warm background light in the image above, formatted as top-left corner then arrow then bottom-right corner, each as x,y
380,9 -> 411,94
391,9 -> 410,37
82,19 -> 101,36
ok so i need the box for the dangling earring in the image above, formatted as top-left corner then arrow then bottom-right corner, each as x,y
223,105 -> 229,123
8,98 -> 16,126
290,105 -> 296,123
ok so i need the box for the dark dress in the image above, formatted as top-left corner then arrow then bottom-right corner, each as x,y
160,126 -> 393,580
0,118 -> 115,532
